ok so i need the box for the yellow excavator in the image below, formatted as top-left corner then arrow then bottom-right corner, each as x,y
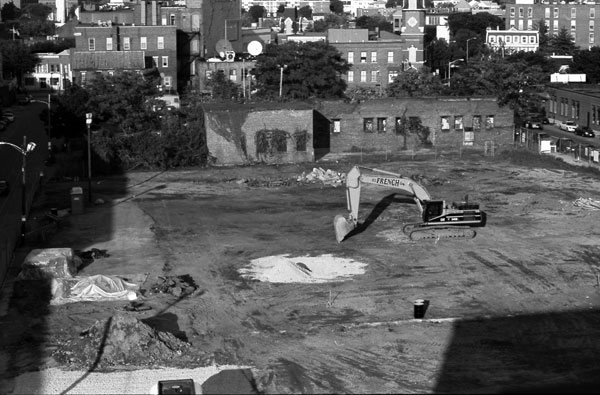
334,165 -> 486,242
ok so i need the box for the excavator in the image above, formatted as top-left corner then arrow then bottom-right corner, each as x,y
334,165 -> 486,242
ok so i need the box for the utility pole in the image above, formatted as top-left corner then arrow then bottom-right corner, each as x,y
86,113 -> 93,203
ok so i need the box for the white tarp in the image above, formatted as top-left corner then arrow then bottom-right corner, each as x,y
50,274 -> 142,305
18,248 -> 80,280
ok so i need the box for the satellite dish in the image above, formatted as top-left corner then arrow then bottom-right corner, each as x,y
247,40 -> 263,56
219,51 -> 225,58
215,39 -> 233,54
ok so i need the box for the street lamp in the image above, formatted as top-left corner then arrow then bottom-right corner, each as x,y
0,137 -> 36,241
279,64 -> 287,98
466,37 -> 477,64
448,58 -> 464,88
31,94 -> 51,138
86,113 -> 93,203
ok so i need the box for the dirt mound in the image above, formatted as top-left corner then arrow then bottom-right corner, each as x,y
53,313 -> 191,368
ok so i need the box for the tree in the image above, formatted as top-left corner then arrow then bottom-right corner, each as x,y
29,38 -> 75,53
548,27 -> 579,55
251,41 -> 350,99
298,5 -> 312,19
387,67 -> 444,97
308,13 -> 347,32
569,47 -> 600,84
385,0 -> 399,8
21,3 -> 52,20
277,3 -> 285,14
447,12 -> 503,38
535,19 -> 550,53
330,0 -> 344,15
1,2 -> 20,21
355,15 -> 393,33
18,19 -> 55,37
208,70 -> 240,101
248,5 -> 265,22
0,41 -> 39,85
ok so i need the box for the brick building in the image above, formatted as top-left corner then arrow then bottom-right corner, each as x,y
506,0 -> 600,50
72,24 -> 178,89
545,85 -> 600,132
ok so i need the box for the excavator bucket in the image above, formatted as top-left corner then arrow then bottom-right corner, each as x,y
334,215 -> 355,243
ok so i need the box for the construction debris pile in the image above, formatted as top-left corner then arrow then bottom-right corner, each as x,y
52,314 -> 192,368
297,168 -> 345,186
573,197 -> 600,210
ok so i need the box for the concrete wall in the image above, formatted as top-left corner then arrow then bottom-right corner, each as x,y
205,108 -> 315,165
317,97 -> 514,153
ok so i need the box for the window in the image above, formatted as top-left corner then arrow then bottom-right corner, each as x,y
157,36 -> 164,49
528,7 -> 532,18
530,36 -> 536,44
591,8 -> 596,19
162,56 -> 168,67
347,71 -> 354,82
553,8 -> 558,19
141,37 -> 147,50
571,8 -> 576,19
164,76 -> 172,87
510,7 -> 515,17
123,37 -> 130,50
152,56 -> 159,67
518,20 -> 524,30
395,117 -> 404,134
571,21 -> 576,31
590,33 -> 595,44
545,8 -> 550,19
81,72 -> 87,85
486,116 -> 494,129
363,118 -> 374,133
489,35 -> 496,43
360,71 -> 367,82
473,116 -> 481,130
521,36 -> 527,43
572,100 -> 580,119
170,14 -> 176,25
377,118 -> 387,133
591,20 -> 595,31
441,116 -> 450,131
371,52 -> 377,63
295,131 -> 307,151
106,37 -> 113,50
332,119 -> 341,133
519,7 -> 523,18
205,70 -> 213,80
348,51 -> 354,63
88,38 -> 95,51
371,70 -> 378,83
506,36 -> 512,43
388,70 -> 398,83
454,116 -> 463,130
553,20 -> 559,31
527,20 -> 533,30
387,51 -> 394,63
360,52 -> 367,63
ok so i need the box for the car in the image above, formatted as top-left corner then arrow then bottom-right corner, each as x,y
2,111 -> 15,122
525,120 -> 543,129
0,179 -> 9,196
575,126 -> 595,138
560,120 -> 578,132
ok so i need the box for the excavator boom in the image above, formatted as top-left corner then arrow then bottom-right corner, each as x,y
334,165 -> 485,242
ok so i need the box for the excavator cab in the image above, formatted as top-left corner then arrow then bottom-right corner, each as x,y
422,200 -> 445,222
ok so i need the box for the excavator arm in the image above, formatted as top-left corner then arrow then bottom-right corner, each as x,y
335,166 -> 431,242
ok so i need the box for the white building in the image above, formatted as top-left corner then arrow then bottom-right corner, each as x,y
486,27 -> 539,56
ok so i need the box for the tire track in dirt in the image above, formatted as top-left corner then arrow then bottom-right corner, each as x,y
489,249 -> 555,289
464,251 -> 534,294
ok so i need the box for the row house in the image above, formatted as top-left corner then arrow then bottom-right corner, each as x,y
485,27 -> 539,56
73,24 -> 178,89
506,0 -> 600,49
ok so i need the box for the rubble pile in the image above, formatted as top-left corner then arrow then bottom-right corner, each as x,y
573,197 -> 600,210
53,314 -> 191,368
297,168 -> 345,186
142,274 -> 199,298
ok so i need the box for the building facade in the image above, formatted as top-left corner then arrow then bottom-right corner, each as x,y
23,50 -> 73,92
486,27 -> 539,55
506,0 -> 600,49
545,85 -> 600,131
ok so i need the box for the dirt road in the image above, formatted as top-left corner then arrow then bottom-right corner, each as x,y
3,152 -> 600,393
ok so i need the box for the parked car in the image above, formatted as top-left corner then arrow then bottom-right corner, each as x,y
2,111 -> 15,122
575,126 -> 595,138
560,120 -> 578,132
525,120 -> 543,129
0,179 -> 9,196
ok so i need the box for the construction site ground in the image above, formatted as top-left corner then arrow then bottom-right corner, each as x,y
2,149 -> 600,394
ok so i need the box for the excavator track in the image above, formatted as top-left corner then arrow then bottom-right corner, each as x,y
404,223 -> 476,241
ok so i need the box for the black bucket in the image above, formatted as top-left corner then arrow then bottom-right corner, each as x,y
414,299 -> 426,319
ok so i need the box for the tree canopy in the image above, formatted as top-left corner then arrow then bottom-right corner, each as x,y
387,67 -> 444,97
251,41 -> 350,99
330,0 -> 344,15
0,41 -> 39,85
447,12 -> 503,38
355,15 -> 393,33
569,46 -> 600,83
548,27 -> 579,55
1,2 -> 20,21
248,5 -> 266,22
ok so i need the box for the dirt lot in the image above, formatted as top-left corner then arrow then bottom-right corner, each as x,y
3,150 -> 600,393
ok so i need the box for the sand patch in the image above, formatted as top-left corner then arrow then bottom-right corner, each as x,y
239,254 -> 367,283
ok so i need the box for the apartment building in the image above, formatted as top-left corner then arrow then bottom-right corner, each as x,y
506,0 -> 600,49
486,27 -> 539,55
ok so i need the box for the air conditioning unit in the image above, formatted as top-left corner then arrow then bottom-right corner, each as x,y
225,51 -> 235,62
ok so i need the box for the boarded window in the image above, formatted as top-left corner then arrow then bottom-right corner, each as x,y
377,118 -> 387,133
363,118 -> 374,133
295,131 -> 308,151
